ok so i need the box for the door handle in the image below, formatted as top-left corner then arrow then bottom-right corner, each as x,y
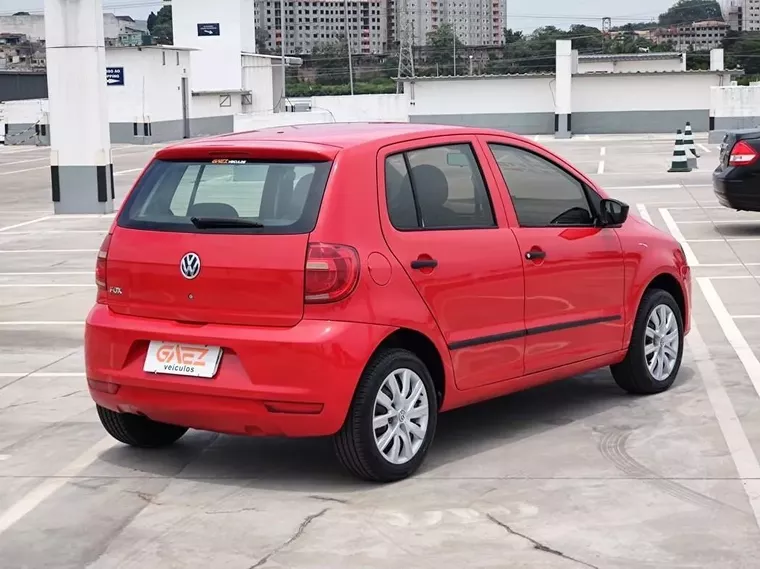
525,250 -> 546,261
411,259 -> 438,270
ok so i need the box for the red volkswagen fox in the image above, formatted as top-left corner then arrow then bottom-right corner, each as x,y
85,123 -> 691,482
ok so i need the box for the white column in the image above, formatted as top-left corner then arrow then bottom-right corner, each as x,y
555,39 -> 572,139
45,0 -> 114,214
710,48 -> 725,71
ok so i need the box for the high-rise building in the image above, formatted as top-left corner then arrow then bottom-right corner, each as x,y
724,0 -> 760,31
390,0 -> 506,47
256,0 -> 387,55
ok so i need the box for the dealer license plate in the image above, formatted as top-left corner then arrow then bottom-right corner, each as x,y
143,341 -> 223,378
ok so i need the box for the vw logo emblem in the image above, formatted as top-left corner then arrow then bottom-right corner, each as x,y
180,252 -> 201,280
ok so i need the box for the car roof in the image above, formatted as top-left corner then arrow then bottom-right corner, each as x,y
166,122 -> 518,151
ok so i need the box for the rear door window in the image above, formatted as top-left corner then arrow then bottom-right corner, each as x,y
385,143 -> 496,230
118,159 -> 331,234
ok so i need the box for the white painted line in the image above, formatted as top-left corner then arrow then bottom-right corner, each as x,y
600,147 -> 606,156
667,206 -> 723,210
0,322 -> 83,326
686,318 -> 760,528
597,160 -> 605,175
0,216 -> 53,233
0,455 -> 9,461
698,144 -> 711,154
0,249 -> 97,254
708,275 -> 757,280
0,284 -> 93,288
698,277 -> 760,400
659,208 -> 699,266
0,272 -> 90,276
695,263 -> 760,267
636,203 -> 654,225
0,372 -> 84,377
677,219 -> 759,225
732,315 -> 760,320
0,165 -> 47,176
604,184 -> 681,190
114,168 -> 143,176
0,230 -> 107,235
0,156 -> 47,167
0,436 -> 115,537
687,238 -> 760,243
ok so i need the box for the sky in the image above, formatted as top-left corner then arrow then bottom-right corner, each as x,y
1,0 -> 680,33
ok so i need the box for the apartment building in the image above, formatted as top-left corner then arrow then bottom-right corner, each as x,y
388,0 -> 506,47
653,20 -> 729,50
724,0 -> 760,31
256,0 -> 387,54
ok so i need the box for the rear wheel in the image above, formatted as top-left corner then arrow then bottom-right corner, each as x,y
97,405 -> 188,448
334,348 -> 438,482
612,289 -> 684,395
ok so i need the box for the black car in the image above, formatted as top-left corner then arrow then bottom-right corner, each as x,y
713,128 -> 760,211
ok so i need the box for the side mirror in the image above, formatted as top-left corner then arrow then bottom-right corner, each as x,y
600,198 -> 629,227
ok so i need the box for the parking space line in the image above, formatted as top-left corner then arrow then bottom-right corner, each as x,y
0,436 -> 115,537
114,168 -> 143,176
0,372 -> 84,377
698,144 -> 712,154
0,215 -> 53,233
708,275 -> 757,280
732,315 -> 760,320
0,272 -> 91,276
678,220 -> 759,225
686,319 -> 760,527
698,277 -> 760,400
597,160 -> 605,174
0,230 -> 107,235
0,165 -> 47,176
636,204 -> 654,225
687,238 -> 760,243
0,284 -> 92,288
603,184 -> 680,190
659,208 -> 699,266
0,249 -> 98,254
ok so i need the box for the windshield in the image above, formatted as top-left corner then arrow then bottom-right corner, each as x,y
118,159 -> 332,234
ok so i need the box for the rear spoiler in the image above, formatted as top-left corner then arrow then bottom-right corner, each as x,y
155,141 -> 340,163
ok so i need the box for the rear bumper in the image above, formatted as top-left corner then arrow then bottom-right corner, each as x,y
85,305 -> 394,437
712,175 -> 760,211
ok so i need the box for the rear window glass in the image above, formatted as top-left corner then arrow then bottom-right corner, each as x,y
118,159 -> 332,234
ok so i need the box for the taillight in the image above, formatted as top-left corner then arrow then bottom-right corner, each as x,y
728,140 -> 759,167
304,243 -> 360,304
95,233 -> 112,305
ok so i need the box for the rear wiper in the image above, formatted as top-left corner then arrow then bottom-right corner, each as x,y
190,217 -> 264,229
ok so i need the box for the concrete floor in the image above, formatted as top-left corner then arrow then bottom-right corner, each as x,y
1,133 -> 760,568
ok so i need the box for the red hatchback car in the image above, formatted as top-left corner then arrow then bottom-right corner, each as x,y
86,123 -> 691,481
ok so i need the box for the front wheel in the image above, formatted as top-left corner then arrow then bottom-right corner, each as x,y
612,289 -> 684,395
334,348 -> 438,482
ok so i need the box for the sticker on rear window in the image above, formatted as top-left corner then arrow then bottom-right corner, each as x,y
211,158 -> 248,164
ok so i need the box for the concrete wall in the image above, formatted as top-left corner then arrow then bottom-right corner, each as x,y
0,71 -> 48,102
709,85 -> 760,141
402,71 -> 729,135
572,73 -> 723,133
577,57 -> 685,74
312,93 -> 410,122
407,76 -> 557,134
242,54 -> 277,112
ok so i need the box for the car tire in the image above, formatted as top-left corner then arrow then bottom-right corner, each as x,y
611,289 -> 684,395
96,405 -> 189,448
334,348 -> 438,482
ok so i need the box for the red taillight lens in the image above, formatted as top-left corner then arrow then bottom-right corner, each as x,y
304,243 -> 360,304
729,140 -> 759,167
95,233 -> 112,305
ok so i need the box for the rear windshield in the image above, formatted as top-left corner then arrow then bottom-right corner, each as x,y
118,159 -> 332,234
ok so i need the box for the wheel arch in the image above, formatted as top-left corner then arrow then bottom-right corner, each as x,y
644,272 -> 687,325
372,328 -> 449,409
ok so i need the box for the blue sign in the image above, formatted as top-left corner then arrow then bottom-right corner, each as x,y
106,67 -> 124,86
197,23 -> 220,36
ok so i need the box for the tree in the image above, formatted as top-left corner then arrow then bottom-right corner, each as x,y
147,11 -> 157,34
426,23 -> 465,75
255,26 -> 270,54
151,6 -> 173,45
658,0 -> 722,26
311,39 -> 350,85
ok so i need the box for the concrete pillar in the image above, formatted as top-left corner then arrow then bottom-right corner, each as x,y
555,39 -> 572,139
45,0 -> 114,214
710,48 -> 725,71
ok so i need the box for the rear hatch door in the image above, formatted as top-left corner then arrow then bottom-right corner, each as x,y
107,141 -> 336,327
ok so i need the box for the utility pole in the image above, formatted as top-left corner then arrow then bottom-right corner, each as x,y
344,0 -> 355,95
280,0 -> 287,110
453,22 -> 457,76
